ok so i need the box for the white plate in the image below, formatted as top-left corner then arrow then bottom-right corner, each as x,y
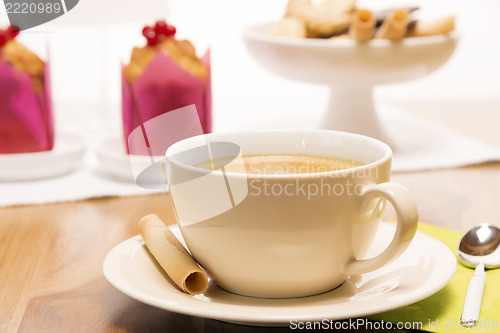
94,136 -> 137,182
242,23 -> 458,86
95,136 -> 167,188
242,23 -> 457,147
0,132 -> 86,181
103,222 -> 457,326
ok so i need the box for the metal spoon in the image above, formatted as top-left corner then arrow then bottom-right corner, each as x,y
457,223 -> 500,327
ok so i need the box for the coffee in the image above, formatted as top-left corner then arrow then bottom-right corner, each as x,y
197,154 -> 364,175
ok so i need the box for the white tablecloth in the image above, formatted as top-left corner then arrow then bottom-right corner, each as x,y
1,103 -> 500,208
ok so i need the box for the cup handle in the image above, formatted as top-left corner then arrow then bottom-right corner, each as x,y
343,182 -> 419,275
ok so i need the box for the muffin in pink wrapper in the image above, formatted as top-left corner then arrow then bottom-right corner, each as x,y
0,26 -> 53,154
122,20 -> 211,155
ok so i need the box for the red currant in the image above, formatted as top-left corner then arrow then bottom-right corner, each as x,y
8,25 -> 20,39
165,25 -> 176,37
0,33 -> 6,47
142,26 -> 158,45
154,20 -> 168,35
146,34 -> 158,45
142,25 -> 152,37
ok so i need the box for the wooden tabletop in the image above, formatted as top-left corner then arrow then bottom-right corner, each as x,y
2,101 -> 500,332
2,162 -> 500,332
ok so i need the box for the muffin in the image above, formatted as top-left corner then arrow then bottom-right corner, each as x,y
125,31 -> 208,83
0,26 -> 53,154
122,20 -> 211,155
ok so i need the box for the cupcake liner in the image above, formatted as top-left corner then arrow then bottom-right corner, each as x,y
126,104 -> 205,188
0,59 -> 53,154
122,49 -> 211,155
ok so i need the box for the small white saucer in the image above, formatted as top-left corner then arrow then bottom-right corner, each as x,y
95,136 -> 166,187
103,222 -> 457,326
0,132 -> 86,181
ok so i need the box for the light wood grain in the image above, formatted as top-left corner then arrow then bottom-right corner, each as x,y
3,98 -> 500,333
2,162 -> 500,333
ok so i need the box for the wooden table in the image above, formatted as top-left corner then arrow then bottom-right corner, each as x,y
2,162 -> 500,332
2,99 -> 500,332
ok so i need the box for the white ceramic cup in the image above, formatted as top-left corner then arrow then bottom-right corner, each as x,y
166,129 -> 418,298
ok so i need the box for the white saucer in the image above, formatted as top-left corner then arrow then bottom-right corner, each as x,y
103,222 -> 457,326
0,132 -> 86,181
95,136 -> 167,187
94,135 -> 137,182
95,136 -> 166,189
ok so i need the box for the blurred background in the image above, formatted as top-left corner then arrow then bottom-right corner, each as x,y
1,0 -> 499,136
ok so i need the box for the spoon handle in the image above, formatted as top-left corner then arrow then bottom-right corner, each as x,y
460,263 -> 486,327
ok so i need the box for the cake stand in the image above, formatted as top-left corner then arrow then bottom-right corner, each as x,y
242,23 -> 458,147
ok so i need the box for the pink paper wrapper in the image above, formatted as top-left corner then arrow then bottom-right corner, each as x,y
122,49 -> 211,155
0,59 -> 53,154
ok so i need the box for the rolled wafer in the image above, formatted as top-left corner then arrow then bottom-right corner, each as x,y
349,9 -> 376,42
406,16 -> 455,37
139,214 -> 208,295
375,9 -> 409,41
373,7 -> 419,27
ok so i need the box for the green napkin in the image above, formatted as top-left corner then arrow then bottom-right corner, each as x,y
366,223 -> 500,332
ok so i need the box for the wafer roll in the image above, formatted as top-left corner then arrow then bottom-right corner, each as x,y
139,214 -> 208,295
373,7 -> 418,27
375,9 -> 409,41
406,16 -> 455,37
349,9 -> 375,42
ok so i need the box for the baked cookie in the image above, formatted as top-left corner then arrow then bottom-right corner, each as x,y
286,0 -> 356,38
267,17 -> 307,38
406,16 -> 455,37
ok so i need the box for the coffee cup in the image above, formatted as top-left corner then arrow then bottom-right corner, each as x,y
166,129 -> 418,298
